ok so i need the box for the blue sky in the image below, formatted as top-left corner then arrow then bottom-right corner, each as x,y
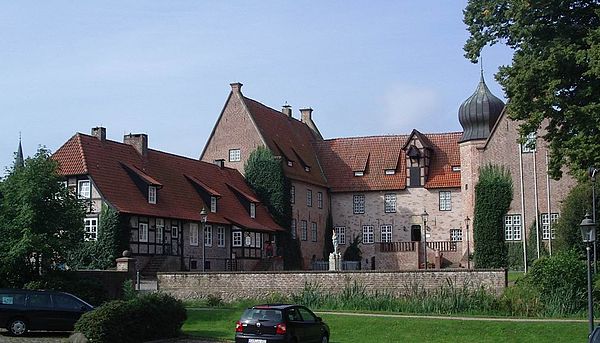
0,1 -> 513,173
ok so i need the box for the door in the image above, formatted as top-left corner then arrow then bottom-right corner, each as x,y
411,225 -> 422,241
26,293 -> 56,330
51,294 -> 88,331
297,307 -> 322,342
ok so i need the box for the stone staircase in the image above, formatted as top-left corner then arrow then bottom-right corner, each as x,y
141,255 -> 168,278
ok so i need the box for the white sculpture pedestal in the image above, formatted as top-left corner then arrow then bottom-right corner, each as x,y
329,252 -> 342,271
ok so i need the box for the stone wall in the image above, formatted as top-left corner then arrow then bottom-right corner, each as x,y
158,269 -> 507,301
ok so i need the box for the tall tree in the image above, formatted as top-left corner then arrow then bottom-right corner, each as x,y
0,148 -> 85,286
473,165 -> 513,268
464,0 -> 600,178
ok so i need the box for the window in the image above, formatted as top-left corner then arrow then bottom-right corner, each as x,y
139,222 -> 148,242
452,166 -> 461,172
541,213 -> 559,240
304,166 -> 311,172
53,294 -> 83,310
290,186 -> 295,204
521,132 -> 536,153
172,224 -> 179,239
307,189 -> 313,207
311,222 -> 317,242
504,214 -> 522,241
27,294 -> 52,308
450,229 -> 463,241
148,186 -> 156,204
380,225 -> 393,243
210,196 -> 217,213
384,193 -> 396,213
291,219 -> 297,240
317,192 -> 323,209
334,226 -> 346,245
385,169 -> 396,175
78,180 -> 90,199
353,194 -> 365,214
229,149 -> 241,162
232,231 -> 242,247
287,160 -> 293,167
217,226 -> 225,247
250,203 -> 256,218
297,307 -> 317,323
439,191 -> 452,211
204,225 -> 213,247
354,171 -> 364,177
362,225 -> 374,244
156,218 -> 164,244
301,220 -> 308,241
84,218 -> 98,241
190,223 -> 199,246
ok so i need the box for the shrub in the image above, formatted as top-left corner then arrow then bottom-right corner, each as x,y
499,279 -> 543,316
24,271 -> 108,306
122,279 -> 137,301
75,292 -> 187,343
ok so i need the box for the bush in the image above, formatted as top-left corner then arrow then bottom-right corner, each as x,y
75,292 -> 187,343
499,279 -> 543,316
24,271 -> 108,306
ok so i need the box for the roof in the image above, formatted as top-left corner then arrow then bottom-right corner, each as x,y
242,97 -> 328,187
53,133 -> 282,233
314,132 -> 462,192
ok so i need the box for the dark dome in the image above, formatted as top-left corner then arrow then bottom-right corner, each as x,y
458,73 -> 505,142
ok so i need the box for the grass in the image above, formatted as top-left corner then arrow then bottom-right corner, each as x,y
508,271 -> 526,283
183,308 -> 588,343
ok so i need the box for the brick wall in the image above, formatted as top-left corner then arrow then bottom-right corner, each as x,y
291,180 -> 329,267
74,270 -> 129,299
158,269 -> 506,301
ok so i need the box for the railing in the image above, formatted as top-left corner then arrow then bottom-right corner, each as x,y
426,241 -> 458,252
312,261 -> 329,270
379,241 -> 416,252
342,261 -> 360,270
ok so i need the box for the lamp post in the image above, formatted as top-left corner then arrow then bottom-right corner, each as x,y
421,209 -> 429,270
200,207 -> 208,272
580,212 -> 596,335
590,167 -> 598,274
465,216 -> 471,270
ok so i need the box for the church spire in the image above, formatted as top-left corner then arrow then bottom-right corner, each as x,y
15,133 -> 24,169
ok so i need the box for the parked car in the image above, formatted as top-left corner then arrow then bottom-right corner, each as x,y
0,288 -> 94,336
235,304 -> 330,343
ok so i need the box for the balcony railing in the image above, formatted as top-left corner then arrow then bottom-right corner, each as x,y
426,241 -> 458,252
379,241 -> 416,252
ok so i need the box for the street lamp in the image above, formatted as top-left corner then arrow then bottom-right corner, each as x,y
465,216 -> 471,270
421,209 -> 429,270
200,207 -> 208,272
580,212 -> 596,335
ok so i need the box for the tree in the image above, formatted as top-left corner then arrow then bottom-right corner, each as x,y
464,1 -> 600,178
553,180 -> 596,254
0,148 -> 85,286
244,147 -> 301,269
322,212 -> 334,260
473,165 -> 513,268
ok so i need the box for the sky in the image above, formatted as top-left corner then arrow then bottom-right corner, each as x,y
0,1 -> 513,173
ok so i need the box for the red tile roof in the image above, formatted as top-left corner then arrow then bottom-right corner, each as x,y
242,97 -> 328,187
53,134 -> 282,233
314,132 -> 462,192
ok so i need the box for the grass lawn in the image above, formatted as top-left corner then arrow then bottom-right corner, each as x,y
183,308 -> 588,343
508,270 -> 525,283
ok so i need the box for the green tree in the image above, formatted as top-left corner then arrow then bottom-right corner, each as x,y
553,181 -> 596,254
0,148 -> 85,286
464,0 -> 600,178
244,147 -> 301,269
322,212 -> 334,260
473,165 -> 513,268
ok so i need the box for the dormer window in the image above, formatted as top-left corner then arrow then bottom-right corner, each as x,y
407,145 -> 421,162
354,171 -> 364,177
452,166 -> 461,172
287,160 -> 293,167
385,169 -> 396,175
210,196 -> 217,213
148,186 -> 157,204
250,203 -> 256,218
304,166 -> 310,172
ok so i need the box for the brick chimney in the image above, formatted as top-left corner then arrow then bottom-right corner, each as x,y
91,127 -> 106,141
230,82 -> 243,94
123,133 -> 148,157
282,104 -> 292,117
299,108 -> 324,140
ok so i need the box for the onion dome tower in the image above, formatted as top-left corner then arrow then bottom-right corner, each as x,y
458,72 -> 505,142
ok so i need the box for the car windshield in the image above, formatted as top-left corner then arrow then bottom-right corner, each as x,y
241,308 -> 283,322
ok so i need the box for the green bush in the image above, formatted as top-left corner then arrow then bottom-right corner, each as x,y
499,279 -> 543,316
24,271 -> 108,306
75,292 -> 187,343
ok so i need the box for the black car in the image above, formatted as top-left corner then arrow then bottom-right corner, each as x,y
0,288 -> 94,336
235,304 -> 330,343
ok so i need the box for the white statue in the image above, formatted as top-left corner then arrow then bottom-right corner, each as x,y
332,231 -> 338,254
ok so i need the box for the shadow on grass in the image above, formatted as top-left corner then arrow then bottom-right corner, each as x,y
0,330 -> 70,338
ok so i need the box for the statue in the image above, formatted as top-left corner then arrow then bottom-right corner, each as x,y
332,231 -> 338,254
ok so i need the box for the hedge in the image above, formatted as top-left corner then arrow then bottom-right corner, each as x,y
74,292 -> 187,343
24,271 -> 108,306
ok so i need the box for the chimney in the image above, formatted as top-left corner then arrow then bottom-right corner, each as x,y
91,127 -> 106,141
123,133 -> 148,157
214,159 -> 225,168
282,104 -> 292,117
230,82 -> 243,94
300,108 -> 313,124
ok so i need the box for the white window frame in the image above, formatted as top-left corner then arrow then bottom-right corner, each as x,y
353,194 -> 365,214
521,132 -> 537,153
541,213 -> 559,240
210,196 -> 217,213
334,226 -> 346,245
148,186 -> 157,204
250,203 -> 256,218
232,231 -> 242,247
450,228 -> 463,241
317,192 -> 323,209
291,219 -> 297,240
301,220 -> 308,241
504,214 -> 522,241
354,171 -> 364,177
156,218 -> 164,244
84,217 -> 98,241
385,169 -> 396,175
204,225 -> 213,247
439,191 -> 452,211
363,225 -> 374,244
307,189 -> 313,207
290,186 -> 295,204
78,180 -> 91,199
189,223 -> 199,246
217,226 -> 226,247
229,149 -> 241,162
139,222 -> 148,243
311,222 -> 317,242
172,224 -> 179,239
380,225 -> 393,243
384,193 -> 396,213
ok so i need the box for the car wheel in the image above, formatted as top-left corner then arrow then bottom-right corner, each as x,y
321,335 -> 329,343
8,318 -> 27,336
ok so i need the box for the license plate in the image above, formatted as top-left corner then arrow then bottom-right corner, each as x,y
248,340 -> 266,343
